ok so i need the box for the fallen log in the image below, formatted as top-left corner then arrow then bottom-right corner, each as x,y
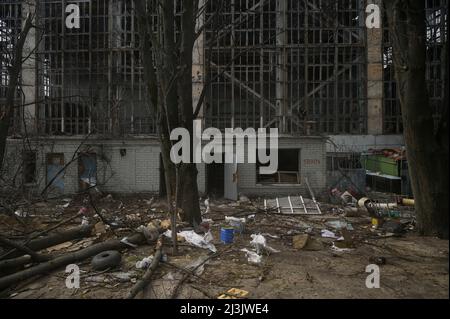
0,255 -> 33,272
0,232 -> 148,291
126,236 -> 163,299
0,224 -> 93,260
0,235 -> 49,262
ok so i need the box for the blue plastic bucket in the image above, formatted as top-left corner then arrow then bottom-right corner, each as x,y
220,227 -> 234,244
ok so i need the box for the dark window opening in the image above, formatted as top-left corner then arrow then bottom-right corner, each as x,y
257,149 -> 300,184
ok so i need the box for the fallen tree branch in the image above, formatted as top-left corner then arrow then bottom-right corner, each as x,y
0,210 -> 85,260
0,232 -> 148,291
0,235 -> 49,263
0,224 -> 93,261
0,255 -> 37,272
126,236 -> 163,299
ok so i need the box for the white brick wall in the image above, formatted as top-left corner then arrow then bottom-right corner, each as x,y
4,138 -> 164,195
4,137 -> 323,197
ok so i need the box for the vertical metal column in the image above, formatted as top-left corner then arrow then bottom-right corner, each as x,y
276,0 -> 287,133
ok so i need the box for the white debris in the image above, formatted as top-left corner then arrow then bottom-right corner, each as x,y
120,237 -> 138,248
136,256 -> 154,269
331,242 -> 353,252
81,216 -> 89,226
321,229 -> 338,239
225,216 -> 246,223
164,230 -> 216,253
14,210 -> 28,218
250,234 -> 280,254
241,249 -> 263,265
261,233 -> 279,239
203,197 -> 210,214
111,272 -> 136,282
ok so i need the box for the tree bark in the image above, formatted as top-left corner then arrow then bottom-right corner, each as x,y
135,0 -> 202,226
385,0 -> 449,238
178,1 -> 202,225
0,14 -> 34,171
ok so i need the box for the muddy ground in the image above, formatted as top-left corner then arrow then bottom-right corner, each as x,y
0,193 -> 448,299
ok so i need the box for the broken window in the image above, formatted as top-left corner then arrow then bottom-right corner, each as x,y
204,0 -> 367,134
257,149 -> 300,184
23,151 -> 37,184
36,0 -> 154,136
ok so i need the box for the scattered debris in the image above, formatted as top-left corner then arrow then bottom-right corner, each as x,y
127,236 -> 163,299
164,230 -> 216,253
203,197 -> 211,214
292,234 -> 308,250
382,220 -> 405,234
0,193 -> 437,299
321,229 -> 338,239
225,216 -> 246,234
136,256 -> 154,269
250,234 -> 280,254
265,195 -> 322,215
91,250 -> 122,271
218,288 -> 249,299
241,248 -> 263,265
14,210 -> 29,218
331,242 -> 353,252
325,220 -> 354,231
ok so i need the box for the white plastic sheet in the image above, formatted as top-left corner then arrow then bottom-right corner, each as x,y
164,230 -> 217,253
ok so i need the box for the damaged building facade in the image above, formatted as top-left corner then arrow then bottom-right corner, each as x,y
1,0 -> 447,199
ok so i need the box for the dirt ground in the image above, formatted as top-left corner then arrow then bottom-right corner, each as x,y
0,193 -> 448,299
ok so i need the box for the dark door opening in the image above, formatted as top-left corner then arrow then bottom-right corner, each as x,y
207,162 -> 225,198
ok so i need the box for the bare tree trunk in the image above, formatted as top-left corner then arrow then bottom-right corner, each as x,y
385,0 -> 449,238
135,0 -> 202,226
178,1 -> 202,225
0,14 -> 34,171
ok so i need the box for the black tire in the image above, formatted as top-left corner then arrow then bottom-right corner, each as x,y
91,250 -> 122,271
